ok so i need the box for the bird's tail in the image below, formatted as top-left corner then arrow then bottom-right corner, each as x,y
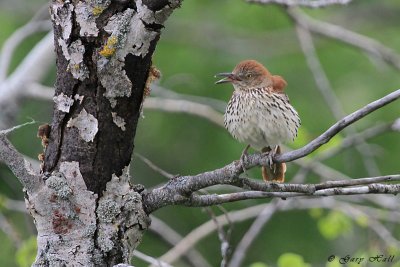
261,146 -> 286,183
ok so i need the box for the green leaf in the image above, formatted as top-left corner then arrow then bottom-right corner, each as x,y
277,253 -> 311,267
317,211 -> 352,240
249,262 -> 269,267
325,258 -> 341,267
309,208 -> 323,219
16,236 -> 37,267
355,214 -> 369,228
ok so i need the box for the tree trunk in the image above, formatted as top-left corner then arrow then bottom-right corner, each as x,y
25,1 -> 181,265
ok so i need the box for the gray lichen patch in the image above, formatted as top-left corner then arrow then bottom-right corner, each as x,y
97,8 -> 158,107
111,112 -> 126,131
58,39 -> 89,81
75,0 -> 111,37
46,172 -> 72,199
68,40 -> 90,80
76,2 -> 98,37
67,109 -> 98,142
137,0 -> 177,25
53,93 -> 74,113
96,166 -> 149,256
50,2 -> 74,41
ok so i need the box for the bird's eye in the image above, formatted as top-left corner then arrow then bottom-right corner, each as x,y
246,73 -> 252,78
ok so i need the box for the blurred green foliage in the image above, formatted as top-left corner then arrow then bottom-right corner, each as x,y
1,0 -> 399,266
16,236 -> 37,267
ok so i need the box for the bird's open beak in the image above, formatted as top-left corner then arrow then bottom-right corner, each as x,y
215,73 -> 240,84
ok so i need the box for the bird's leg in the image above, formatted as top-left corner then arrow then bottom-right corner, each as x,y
262,145 -> 279,169
271,145 -> 280,170
240,144 -> 251,174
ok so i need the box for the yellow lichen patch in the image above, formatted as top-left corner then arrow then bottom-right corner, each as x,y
92,6 -> 104,16
99,36 -> 118,57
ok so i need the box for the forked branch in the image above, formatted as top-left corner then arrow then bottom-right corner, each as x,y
143,89 -> 400,213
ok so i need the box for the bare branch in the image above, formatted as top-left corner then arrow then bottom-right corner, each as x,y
0,32 -> 54,102
0,195 -> 28,214
229,200 -> 281,267
276,89 -> 400,163
0,121 -> 42,192
132,250 -> 174,267
286,7 -> 400,70
151,84 -> 227,113
144,89 -> 400,212
23,83 -> 54,100
149,216 -> 212,267
143,97 -> 224,127
204,207 -> 231,267
0,212 -> 21,248
0,20 -> 51,81
158,197 -> 398,265
186,183 -> 400,206
248,0 -> 352,7
134,153 -> 175,179
294,23 -> 380,176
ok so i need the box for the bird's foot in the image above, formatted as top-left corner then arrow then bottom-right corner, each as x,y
240,144 -> 251,174
262,145 -> 279,170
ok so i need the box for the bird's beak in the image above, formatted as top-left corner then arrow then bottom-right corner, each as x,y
215,73 -> 240,84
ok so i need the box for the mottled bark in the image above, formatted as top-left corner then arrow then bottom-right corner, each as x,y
25,0 -> 182,265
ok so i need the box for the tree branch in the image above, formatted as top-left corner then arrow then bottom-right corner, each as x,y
143,89 -> 400,212
157,197 -> 399,265
0,121 -> 42,193
286,7 -> 400,70
294,22 -> 380,176
247,0 -> 352,8
276,89 -> 400,163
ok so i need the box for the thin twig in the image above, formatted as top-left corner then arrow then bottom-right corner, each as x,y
157,197 -> 398,265
152,84 -> 227,113
204,207 -> 231,267
132,250 -> 175,267
135,153 -> 175,179
0,121 -> 42,192
248,0 -> 352,8
229,200 -> 281,267
143,97 -> 224,127
294,23 -> 380,176
0,212 -> 21,248
0,20 -> 51,81
286,7 -> 400,70
149,215 -> 212,267
0,195 -> 28,214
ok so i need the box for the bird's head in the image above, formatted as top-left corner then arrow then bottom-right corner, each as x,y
215,60 -> 274,90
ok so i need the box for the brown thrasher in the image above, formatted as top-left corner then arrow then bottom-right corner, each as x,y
215,60 -> 300,182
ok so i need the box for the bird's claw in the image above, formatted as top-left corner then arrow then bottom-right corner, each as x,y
264,145 -> 279,170
240,144 -> 251,174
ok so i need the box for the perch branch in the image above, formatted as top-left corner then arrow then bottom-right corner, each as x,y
143,89 -> 400,212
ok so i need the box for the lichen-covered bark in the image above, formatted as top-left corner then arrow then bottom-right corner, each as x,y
26,162 -> 149,266
33,0 -> 182,265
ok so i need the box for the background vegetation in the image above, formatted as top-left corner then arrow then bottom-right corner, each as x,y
0,0 -> 399,266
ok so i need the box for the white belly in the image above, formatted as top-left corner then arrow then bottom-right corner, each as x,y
224,89 -> 300,151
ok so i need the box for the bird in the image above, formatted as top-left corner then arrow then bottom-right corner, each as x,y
215,60 -> 300,182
